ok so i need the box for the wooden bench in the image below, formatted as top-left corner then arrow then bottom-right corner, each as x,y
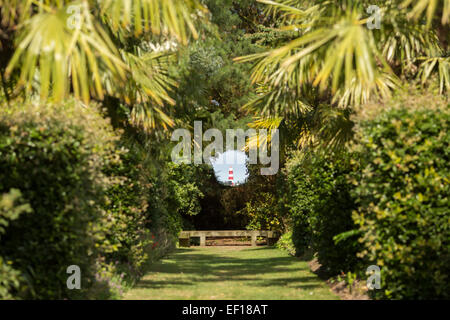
178,230 -> 279,247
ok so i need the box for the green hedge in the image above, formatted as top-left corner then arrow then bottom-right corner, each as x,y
275,231 -> 296,256
0,189 -> 32,299
0,100 -> 122,299
100,139 -> 184,288
100,139 -> 154,286
283,153 -> 361,274
282,94 -> 449,299
0,100 -> 193,299
351,97 -> 450,299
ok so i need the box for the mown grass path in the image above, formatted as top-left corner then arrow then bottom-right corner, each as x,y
124,246 -> 338,300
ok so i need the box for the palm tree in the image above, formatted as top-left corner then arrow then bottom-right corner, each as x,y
0,0 -> 207,130
236,0 -> 449,149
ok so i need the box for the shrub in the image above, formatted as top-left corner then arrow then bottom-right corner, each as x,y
165,163 -> 205,218
351,95 -> 450,299
284,152 -> 361,274
0,189 -> 32,299
100,139 -> 154,285
275,231 -> 296,256
283,162 -> 315,257
241,192 -> 283,231
0,100 -> 120,299
148,174 -> 183,248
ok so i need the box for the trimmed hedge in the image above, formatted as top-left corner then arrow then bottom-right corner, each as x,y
0,100 -> 121,299
351,96 -> 450,299
275,231 -> 296,256
100,139 -> 184,288
283,153 -> 361,274
0,189 -> 32,299
282,93 -> 449,299
0,100 -> 195,299
100,139 -> 154,286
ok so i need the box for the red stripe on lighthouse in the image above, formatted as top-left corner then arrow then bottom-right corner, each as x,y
228,167 -> 234,186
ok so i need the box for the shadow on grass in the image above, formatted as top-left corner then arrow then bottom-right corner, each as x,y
134,247 -> 323,291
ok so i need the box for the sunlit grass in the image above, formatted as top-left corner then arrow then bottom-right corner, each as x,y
124,246 -> 338,300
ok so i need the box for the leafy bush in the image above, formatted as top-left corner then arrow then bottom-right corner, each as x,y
351,95 -> 450,299
0,100 -> 185,299
283,153 -> 361,275
100,139 -> 155,285
241,192 -> 282,231
0,189 -> 32,299
166,163 -> 205,218
283,163 -> 314,257
275,231 -> 296,256
0,100 -> 120,299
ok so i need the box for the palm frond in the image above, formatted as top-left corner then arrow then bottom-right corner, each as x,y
242,82 -> 314,118
240,7 -> 399,108
2,0 -> 206,132
5,5 -> 127,103
120,50 -> 177,130
418,55 -> 450,93
99,0 -> 207,43
121,50 -> 177,106
402,0 -> 450,26
245,116 -> 282,153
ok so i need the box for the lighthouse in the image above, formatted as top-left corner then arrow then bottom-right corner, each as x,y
228,166 -> 234,186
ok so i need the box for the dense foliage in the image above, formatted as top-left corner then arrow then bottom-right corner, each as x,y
0,100 -> 192,299
283,153 -> 362,274
237,0 -> 449,153
279,92 -> 449,299
275,231 -> 296,257
100,140 -> 159,287
0,100 -> 120,298
351,94 -> 450,299
0,189 -> 31,299
0,0 -> 448,301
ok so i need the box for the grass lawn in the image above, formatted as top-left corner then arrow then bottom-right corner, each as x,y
124,246 -> 339,300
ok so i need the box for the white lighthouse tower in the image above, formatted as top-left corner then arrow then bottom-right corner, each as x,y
228,166 -> 234,186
